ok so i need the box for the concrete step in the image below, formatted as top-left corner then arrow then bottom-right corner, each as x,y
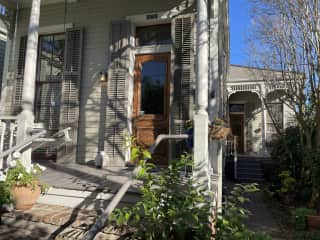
238,166 -> 263,172
37,187 -> 140,210
238,161 -> 262,167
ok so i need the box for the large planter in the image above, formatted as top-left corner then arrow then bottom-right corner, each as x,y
307,215 -> 320,231
11,184 -> 41,210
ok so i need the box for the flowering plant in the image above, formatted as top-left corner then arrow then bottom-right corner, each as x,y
4,160 -> 46,190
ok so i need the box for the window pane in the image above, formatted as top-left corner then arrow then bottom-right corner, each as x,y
136,24 -> 171,46
141,61 -> 166,114
36,83 -> 61,130
51,35 -> 65,77
36,33 -> 65,131
39,36 -> 53,82
229,104 -> 244,113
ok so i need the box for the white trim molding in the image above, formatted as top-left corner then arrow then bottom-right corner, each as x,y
135,44 -> 171,55
21,23 -> 73,35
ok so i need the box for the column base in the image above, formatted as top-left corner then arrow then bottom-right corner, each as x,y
193,113 -> 210,191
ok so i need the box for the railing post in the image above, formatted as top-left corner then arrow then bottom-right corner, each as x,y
0,121 -> 6,169
234,136 -> 238,180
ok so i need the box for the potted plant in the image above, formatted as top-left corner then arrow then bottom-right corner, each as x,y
5,160 -> 46,210
293,207 -> 316,231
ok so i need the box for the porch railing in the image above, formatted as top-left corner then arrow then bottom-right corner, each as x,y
225,136 -> 238,180
0,115 -> 72,170
0,116 -> 18,169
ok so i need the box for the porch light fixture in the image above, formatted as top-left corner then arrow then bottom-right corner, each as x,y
99,71 -> 108,83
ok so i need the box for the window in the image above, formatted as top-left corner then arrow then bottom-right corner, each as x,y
140,60 -> 166,114
229,104 -> 245,113
35,34 -> 65,132
266,102 -> 283,141
136,24 -> 171,46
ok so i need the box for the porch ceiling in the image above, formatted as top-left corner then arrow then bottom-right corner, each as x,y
4,0 -> 77,9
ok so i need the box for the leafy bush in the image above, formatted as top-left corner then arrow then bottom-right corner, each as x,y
124,135 -> 151,164
268,127 -> 303,179
293,208 -> 316,231
277,171 -> 296,194
0,182 -> 12,206
295,230 -> 320,240
215,184 -> 272,240
110,154 -> 213,240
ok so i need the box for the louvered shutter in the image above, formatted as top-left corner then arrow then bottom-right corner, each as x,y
58,28 -> 83,157
171,14 -> 195,156
105,20 -> 135,166
13,36 -> 27,114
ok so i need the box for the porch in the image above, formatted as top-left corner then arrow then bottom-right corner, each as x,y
226,65 -> 296,157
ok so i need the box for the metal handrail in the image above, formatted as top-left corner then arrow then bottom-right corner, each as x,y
0,127 -> 72,161
83,134 -> 190,240
233,136 -> 238,180
0,130 -> 47,160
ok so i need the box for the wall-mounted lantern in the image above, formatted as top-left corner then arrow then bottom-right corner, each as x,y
99,71 -> 108,84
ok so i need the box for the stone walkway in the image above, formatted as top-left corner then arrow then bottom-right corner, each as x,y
1,203 -> 133,239
244,190 -> 287,239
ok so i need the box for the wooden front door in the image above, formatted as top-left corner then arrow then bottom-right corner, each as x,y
133,54 -> 170,165
230,114 -> 245,153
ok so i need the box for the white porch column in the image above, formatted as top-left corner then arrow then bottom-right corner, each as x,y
193,0 -> 210,190
260,85 -> 267,153
16,0 -> 41,168
209,0 -> 222,208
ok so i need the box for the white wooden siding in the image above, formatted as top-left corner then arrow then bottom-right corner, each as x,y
10,0 -> 182,163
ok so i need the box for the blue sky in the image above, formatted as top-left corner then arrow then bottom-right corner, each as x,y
229,0 -> 251,66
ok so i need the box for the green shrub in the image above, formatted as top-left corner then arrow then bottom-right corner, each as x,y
268,127 -> 303,179
293,208 -> 316,231
278,171 -> 296,194
110,153 -> 213,240
0,181 -> 12,206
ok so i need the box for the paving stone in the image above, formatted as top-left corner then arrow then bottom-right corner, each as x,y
55,227 -> 86,240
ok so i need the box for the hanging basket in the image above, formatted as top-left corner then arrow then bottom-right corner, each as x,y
209,118 -> 232,140
209,125 -> 232,140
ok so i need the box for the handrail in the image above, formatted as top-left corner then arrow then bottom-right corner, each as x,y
0,116 -> 18,120
83,134 -> 190,240
233,136 -> 238,180
0,130 -> 47,160
0,127 -> 72,161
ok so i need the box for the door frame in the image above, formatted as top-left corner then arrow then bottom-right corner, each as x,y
132,53 -> 171,164
229,113 -> 245,153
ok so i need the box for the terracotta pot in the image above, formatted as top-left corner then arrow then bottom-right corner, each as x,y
11,184 -> 41,210
307,215 -> 320,231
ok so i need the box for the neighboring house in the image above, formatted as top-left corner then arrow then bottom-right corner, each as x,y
0,0 -> 228,183
227,65 -> 296,156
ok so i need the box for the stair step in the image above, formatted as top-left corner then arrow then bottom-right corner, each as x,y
237,178 -> 264,183
238,168 -> 262,172
38,187 -> 140,210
